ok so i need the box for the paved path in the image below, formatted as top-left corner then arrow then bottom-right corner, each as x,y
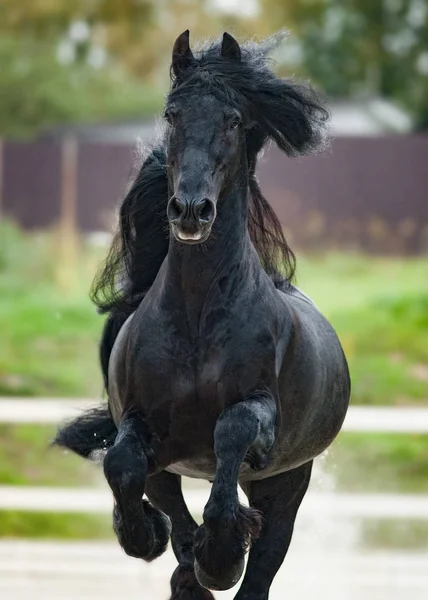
0,540 -> 427,600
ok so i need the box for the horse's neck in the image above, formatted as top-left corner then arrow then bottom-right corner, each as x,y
164,182 -> 252,317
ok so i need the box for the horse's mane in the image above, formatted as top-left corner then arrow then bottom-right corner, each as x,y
91,33 -> 329,314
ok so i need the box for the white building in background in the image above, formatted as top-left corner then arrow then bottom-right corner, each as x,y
330,98 -> 413,136
49,98 -> 413,145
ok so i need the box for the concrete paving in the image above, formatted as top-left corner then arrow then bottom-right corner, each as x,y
0,540 -> 427,600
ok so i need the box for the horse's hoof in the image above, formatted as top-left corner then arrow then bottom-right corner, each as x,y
194,557 -> 244,591
170,565 -> 215,599
113,501 -> 171,561
144,501 -> 172,561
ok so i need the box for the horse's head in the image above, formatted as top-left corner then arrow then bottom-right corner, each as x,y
165,31 -> 246,245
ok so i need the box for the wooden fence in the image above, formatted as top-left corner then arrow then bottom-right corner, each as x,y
1,399 -> 427,517
1,134 -> 428,252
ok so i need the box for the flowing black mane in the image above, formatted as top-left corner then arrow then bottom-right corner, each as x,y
91,34 -> 329,315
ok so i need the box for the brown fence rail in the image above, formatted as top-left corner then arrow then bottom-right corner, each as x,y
1,134 -> 427,253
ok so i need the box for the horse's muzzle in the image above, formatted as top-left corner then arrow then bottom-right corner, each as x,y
167,196 -> 216,244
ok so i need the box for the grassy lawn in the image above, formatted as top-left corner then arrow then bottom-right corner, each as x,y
298,252 -> 428,502
0,222 -> 102,397
298,253 -> 428,406
0,511 -> 112,540
0,424 -> 99,487
328,432 -> 428,493
0,222 -> 427,539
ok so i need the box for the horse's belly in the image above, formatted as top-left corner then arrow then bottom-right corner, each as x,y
166,460 -> 216,480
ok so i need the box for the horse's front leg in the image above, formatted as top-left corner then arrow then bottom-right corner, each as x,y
194,393 -> 276,591
234,461 -> 313,600
103,409 -> 171,560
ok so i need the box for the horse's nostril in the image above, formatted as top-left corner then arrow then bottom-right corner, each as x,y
167,196 -> 187,221
195,198 -> 215,223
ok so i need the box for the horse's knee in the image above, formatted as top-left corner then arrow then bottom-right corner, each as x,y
214,403 -> 260,458
141,500 -> 172,561
103,431 -> 171,561
213,396 -> 276,469
103,435 -> 147,497
111,498 -> 171,561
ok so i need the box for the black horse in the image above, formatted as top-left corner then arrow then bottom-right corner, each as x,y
56,31 -> 350,600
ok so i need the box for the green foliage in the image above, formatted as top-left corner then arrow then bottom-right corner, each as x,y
0,37 -> 75,138
333,294 -> 428,405
0,36 -> 163,139
2,225 -> 426,403
0,424 -> 98,486
2,0 -> 428,135
298,253 -> 428,406
261,0 -> 428,129
329,432 -> 428,493
0,0 -> 255,139
0,511 -> 111,539
0,0 -> 156,75
1,222 -> 427,404
0,221 -> 103,396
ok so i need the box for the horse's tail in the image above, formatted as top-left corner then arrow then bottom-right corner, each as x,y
54,405 -> 117,459
54,310 -> 131,460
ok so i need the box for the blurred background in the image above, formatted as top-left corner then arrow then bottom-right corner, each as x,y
0,1 -> 427,598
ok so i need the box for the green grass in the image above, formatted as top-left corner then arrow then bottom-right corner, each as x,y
1,223 -> 428,539
0,222 -> 103,397
0,425 -> 100,486
297,252 -> 428,314
297,253 -> 428,406
2,232 -> 427,406
328,432 -> 428,493
0,511 -> 112,540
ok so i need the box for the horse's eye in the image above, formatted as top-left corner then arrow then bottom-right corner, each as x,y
228,116 -> 241,130
164,110 -> 174,125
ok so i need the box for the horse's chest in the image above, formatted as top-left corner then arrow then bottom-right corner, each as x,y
133,301 -> 276,417
136,327 -> 230,471
137,312 -> 261,414
152,333 -> 229,401
126,298 -> 279,473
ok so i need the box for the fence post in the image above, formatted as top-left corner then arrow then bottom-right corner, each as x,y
57,136 -> 78,293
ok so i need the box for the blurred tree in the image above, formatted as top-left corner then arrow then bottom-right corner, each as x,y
382,0 -> 428,129
0,1 -> 161,138
143,0 -> 262,84
0,36 -> 78,138
0,0 -> 260,77
260,0 -> 428,129
0,0 -> 263,137
0,35 -> 163,139
0,0 -> 155,73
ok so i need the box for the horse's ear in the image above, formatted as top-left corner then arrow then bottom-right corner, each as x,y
221,32 -> 241,61
172,30 -> 194,77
